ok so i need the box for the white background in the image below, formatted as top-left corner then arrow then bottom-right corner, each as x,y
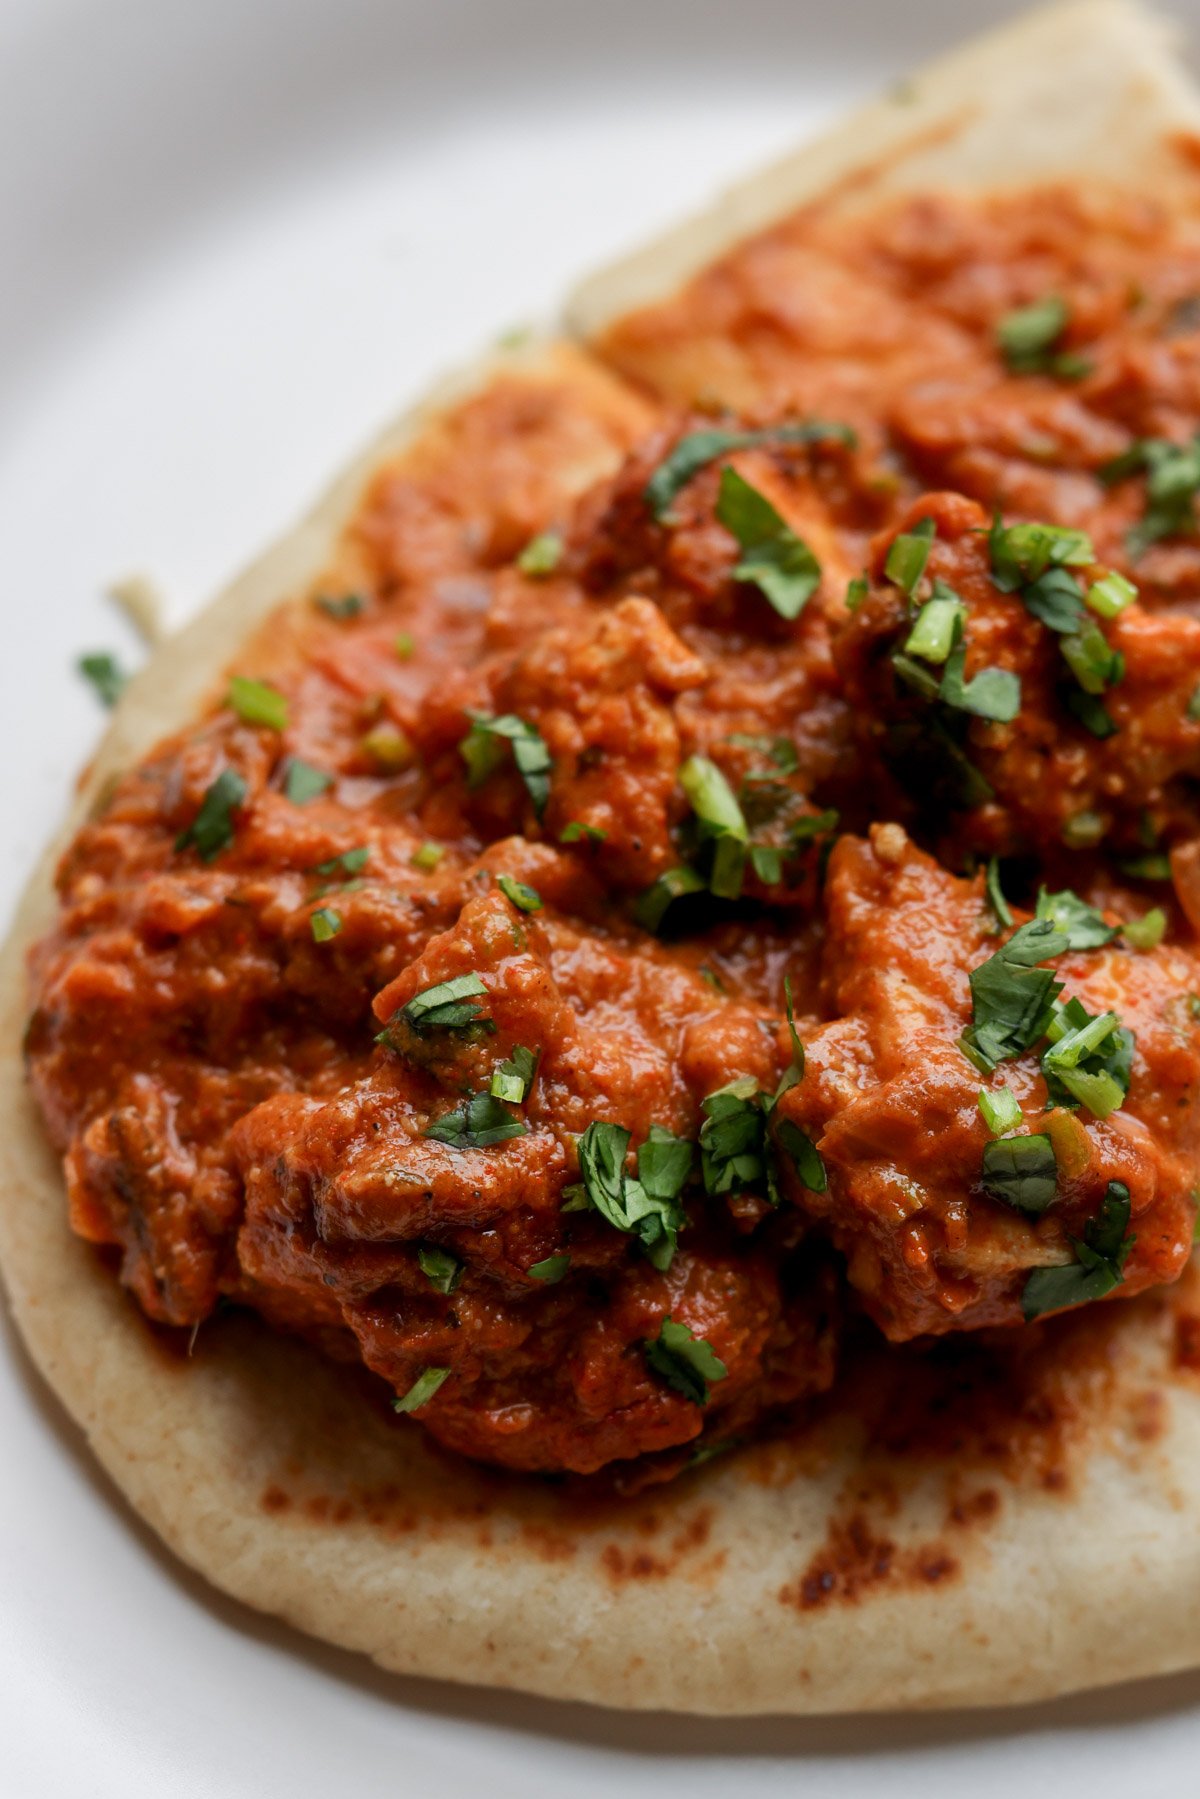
3,0 -> 1200,1792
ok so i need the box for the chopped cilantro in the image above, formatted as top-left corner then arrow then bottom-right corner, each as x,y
490,1044 -> 538,1105
643,420 -> 855,521
394,631 -> 415,660
988,519 -> 1094,589
960,918 -> 1068,1070
679,753 -> 749,900
573,1120 -> 691,1271
845,574 -> 869,612
644,1317 -> 728,1406
1021,1181 -> 1134,1320
1041,997 -> 1133,1118
285,759 -> 333,805
496,873 -> 542,913
398,974 -> 490,1036
1124,907 -> 1167,951
978,1085 -> 1022,1137
393,1367 -> 450,1413
727,733 -> 799,775
985,857 -> 1013,929
1063,810 -> 1106,849
775,1118 -> 827,1192
1034,887 -> 1118,950
1064,689 -> 1118,739
635,865 -> 708,933
1118,852 -> 1172,881
904,589 -> 965,663
699,1078 -> 772,1200
417,1245 -> 462,1294
1101,435 -> 1200,556
315,593 -> 365,620
517,531 -> 563,576
715,466 -> 822,620
310,906 -> 342,943
885,516 -> 935,596
227,676 -> 288,732
175,768 -> 248,861
1085,572 -> 1136,619
560,820 -> 607,844
981,1132 -> 1058,1214
362,724 -> 414,770
996,295 -> 1088,377
938,632 -> 1022,722
411,841 -> 444,871
313,845 -> 369,878
78,651 -> 127,707
424,1093 -> 527,1149
528,1254 -> 570,1283
459,711 -> 552,819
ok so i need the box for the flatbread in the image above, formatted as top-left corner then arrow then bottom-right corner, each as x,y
4,0 -> 1200,1716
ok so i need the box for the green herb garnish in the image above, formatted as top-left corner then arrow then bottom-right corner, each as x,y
490,1044 -> 538,1104
996,296 -> 1088,377
285,759 -> 333,805
715,466 -> 821,620
528,1254 -> 570,1283
411,841 -> 444,871
78,652 -> 127,707
978,1085 -> 1022,1137
573,1120 -> 692,1270
227,676 -> 289,732
517,531 -> 563,576
315,593 -> 366,620
460,711 -> 552,819
960,918 -> 1068,1071
1021,1181 -> 1134,1319
885,516 -> 935,596
310,906 -> 342,943
644,1317 -> 728,1406
393,1367 -> 451,1413
1101,435 -> 1200,555
644,420 -> 855,521
496,873 -> 542,913
560,820 -> 607,844
424,1093 -> 527,1149
417,1245 -> 463,1294
175,768 -> 248,861
981,1132 -> 1058,1214
399,974 -> 490,1036
314,845 -> 369,878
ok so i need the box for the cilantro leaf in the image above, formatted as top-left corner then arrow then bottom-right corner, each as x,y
715,466 -> 821,620
395,974 -> 490,1037
644,1317 -> 728,1406
78,652 -> 127,708
885,516 -> 936,596
489,1044 -> 538,1104
1101,435 -> 1200,555
496,873 -> 542,913
460,711 -> 552,819
981,1132 -> 1058,1214
227,676 -> 289,732
517,531 -> 563,576
961,919 -> 1068,1071
423,1092 -> 527,1149
313,845 -> 370,878
643,420 -> 855,521
1034,887 -> 1118,950
528,1254 -> 570,1283
310,906 -> 342,943
284,759 -> 333,805
393,1367 -> 450,1413
1022,1181 -> 1134,1319
175,769 -> 248,861
417,1245 -> 463,1294
574,1120 -> 690,1271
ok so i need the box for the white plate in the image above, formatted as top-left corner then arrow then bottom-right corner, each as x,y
4,1 -> 1200,1792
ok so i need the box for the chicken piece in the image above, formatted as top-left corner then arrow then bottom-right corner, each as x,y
775,824 -> 1200,1339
